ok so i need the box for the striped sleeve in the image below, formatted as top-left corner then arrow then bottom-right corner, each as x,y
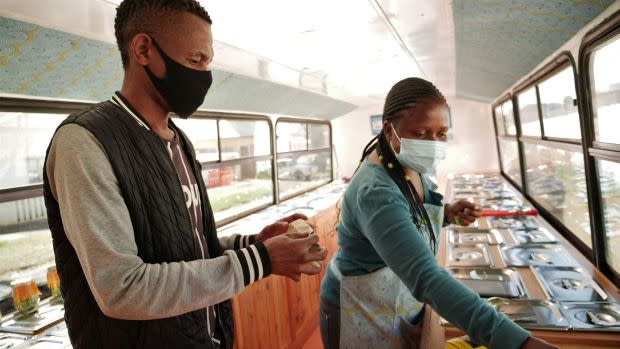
232,240 -> 272,285
219,234 -> 257,250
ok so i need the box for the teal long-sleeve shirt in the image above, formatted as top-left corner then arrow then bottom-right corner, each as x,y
320,161 -> 530,349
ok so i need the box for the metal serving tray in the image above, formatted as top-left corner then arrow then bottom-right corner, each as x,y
26,336 -> 72,349
510,227 -> 557,244
0,332 -> 29,349
447,267 -> 528,298
561,302 -> 620,332
483,204 -> 533,212
453,189 -> 488,197
501,244 -> 580,267
481,198 -> 522,208
487,190 -> 517,200
447,243 -> 494,267
449,219 -> 481,229
447,229 -> 506,245
0,299 -> 64,335
487,298 -> 570,330
488,216 -> 540,230
533,266 -> 607,302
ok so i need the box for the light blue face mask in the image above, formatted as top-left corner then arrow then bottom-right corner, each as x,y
390,124 -> 448,174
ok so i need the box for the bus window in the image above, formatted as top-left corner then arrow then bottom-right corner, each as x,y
590,35 -> 620,145
493,106 -> 505,136
538,66 -> 581,140
597,159 -> 620,272
308,123 -> 330,150
498,138 -> 521,187
523,143 -> 591,247
277,121 -> 332,199
0,112 -> 67,190
175,117 -> 274,224
219,119 -> 271,160
173,118 -> 219,162
517,87 -> 541,137
0,111 -> 65,287
501,101 -> 517,136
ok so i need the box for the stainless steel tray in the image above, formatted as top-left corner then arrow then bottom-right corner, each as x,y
0,332 -> 29,349
0,299 -> 64,335
447,243 -> 494,267
488,216 -> 540,229
484,204 -> 533,212
447,229 -> 505,245
487,298 -> 570,330
26,336 -> 72,349
453,189 -> 487,197
501,244 -> 580,267
449,220 -> 481,229
446,267 -> 528,298
561,302 -> 620,332
511,227 -> 557,244
488,191 -> 517,200
481,198 -> 522,207
43,322 -> 68,338
533,266 -> 608,302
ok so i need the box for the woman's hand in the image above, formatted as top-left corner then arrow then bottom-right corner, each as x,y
521,337 -> 559,349
445,200 -> 480,226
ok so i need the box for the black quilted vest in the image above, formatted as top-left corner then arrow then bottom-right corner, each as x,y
42,101 -> 234,349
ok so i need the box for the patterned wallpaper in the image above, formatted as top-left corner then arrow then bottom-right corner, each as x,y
453,0 -> 615,101
0,16 -> 356,119
0,17 -> 123,101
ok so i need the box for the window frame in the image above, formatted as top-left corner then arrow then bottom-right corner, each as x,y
509,51 -> 595,262
275,117 -> 333,202
0,97 -> 336,229
0,96 -> 92,203
579,9 -> 620,285
492,94 -> 524,191
184,111 -> 277,227
514,85 -> 542,138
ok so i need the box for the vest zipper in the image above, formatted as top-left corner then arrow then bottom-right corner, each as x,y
157,138 -> 197,248
156,137 -> 215,345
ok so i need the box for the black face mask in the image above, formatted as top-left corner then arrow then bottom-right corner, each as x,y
144,38 -> 212,118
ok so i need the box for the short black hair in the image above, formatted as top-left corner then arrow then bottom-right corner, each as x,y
114,0 -> 212,67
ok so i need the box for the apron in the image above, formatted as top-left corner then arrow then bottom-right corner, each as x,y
331,201 -> 445,349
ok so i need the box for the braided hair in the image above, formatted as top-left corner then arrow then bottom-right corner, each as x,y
356,78 -> 448,253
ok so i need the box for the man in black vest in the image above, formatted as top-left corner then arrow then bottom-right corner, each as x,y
42,0 -> 327,348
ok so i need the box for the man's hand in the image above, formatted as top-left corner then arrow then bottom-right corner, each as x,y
256,213 -> 309,242
445,200 -> 480,226
263,232 -> 328,281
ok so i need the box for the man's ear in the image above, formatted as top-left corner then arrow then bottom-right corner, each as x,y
130,33 -> 153,67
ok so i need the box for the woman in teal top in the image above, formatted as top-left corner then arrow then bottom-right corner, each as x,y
319,78 -> 556,349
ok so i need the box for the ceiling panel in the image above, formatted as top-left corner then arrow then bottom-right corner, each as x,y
453,0 -> 615,102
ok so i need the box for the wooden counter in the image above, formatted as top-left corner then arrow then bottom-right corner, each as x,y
232,179 -> 620,348
231,205 -> 340,349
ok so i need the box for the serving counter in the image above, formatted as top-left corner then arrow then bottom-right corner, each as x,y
420,173 -> 620,349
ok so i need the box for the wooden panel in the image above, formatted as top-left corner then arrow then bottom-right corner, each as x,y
232,205 -> 340,349
232,276 -> 291,349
